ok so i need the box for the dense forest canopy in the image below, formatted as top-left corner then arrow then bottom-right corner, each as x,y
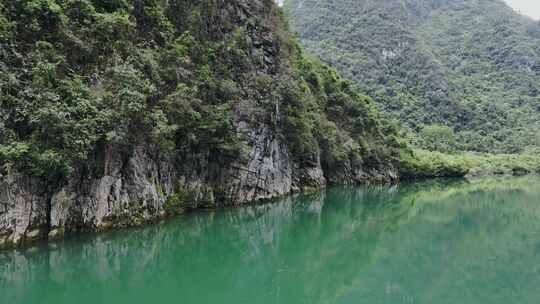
285,0 -> 540,154
0,0 -> 413,183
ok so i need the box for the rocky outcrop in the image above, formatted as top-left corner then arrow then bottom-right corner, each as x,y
0,120 -> 397,249
0,0 -> 398,249
0,174 -> 49,247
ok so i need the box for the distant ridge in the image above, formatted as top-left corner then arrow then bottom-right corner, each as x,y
285,0 -> 540,153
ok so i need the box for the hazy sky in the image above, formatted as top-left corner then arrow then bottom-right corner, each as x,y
504,0 -> 540,20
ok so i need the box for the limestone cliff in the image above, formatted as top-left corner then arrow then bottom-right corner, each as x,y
0,0 -> 399,249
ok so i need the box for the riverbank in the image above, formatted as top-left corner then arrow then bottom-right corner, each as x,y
400,148 -> 540,179
2,161 -> 539,252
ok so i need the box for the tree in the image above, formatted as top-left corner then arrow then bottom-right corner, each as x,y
420,125 -> 456,153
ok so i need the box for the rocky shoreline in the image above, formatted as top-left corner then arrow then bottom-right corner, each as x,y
0,139 -> 398,250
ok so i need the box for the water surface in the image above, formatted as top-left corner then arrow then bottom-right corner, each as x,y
1,177 -> 540,304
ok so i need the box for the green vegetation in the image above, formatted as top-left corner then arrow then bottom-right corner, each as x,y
400,148 -> 540,178
163,185 -> 197,214
399,149 -> 470,178
0,0 -> 416,185
0,0 -> 251,180
285,54 -> 404,179
285,0 -> 540,154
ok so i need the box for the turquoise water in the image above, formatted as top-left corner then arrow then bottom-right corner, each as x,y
1,177 -> 540,304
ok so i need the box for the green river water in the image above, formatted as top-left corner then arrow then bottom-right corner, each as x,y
1,176 -> 540,304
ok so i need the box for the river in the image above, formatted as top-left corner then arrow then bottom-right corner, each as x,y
1,176 -> 540,303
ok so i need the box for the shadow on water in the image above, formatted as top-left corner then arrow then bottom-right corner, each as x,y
1,176 -> 540,304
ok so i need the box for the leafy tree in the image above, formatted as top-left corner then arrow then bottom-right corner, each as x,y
420,125 -> 456,153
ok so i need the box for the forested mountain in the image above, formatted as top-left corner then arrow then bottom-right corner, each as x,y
285,0 -> 540,153
1,0 -> 428,248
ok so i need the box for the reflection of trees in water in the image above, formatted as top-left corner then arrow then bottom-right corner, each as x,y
1,177 -> 540,304
346,177 -> 540,304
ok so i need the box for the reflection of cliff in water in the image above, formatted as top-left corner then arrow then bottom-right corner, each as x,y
1,176 -> 540,304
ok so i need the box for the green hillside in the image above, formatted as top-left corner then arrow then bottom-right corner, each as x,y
285,0 -> 540,153
0,0 -> 410,185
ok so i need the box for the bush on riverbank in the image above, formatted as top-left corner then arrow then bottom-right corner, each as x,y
400,148 -> 540,179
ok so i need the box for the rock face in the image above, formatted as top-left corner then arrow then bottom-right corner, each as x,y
0,0 -> 397,249
0,123 -> 395,249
